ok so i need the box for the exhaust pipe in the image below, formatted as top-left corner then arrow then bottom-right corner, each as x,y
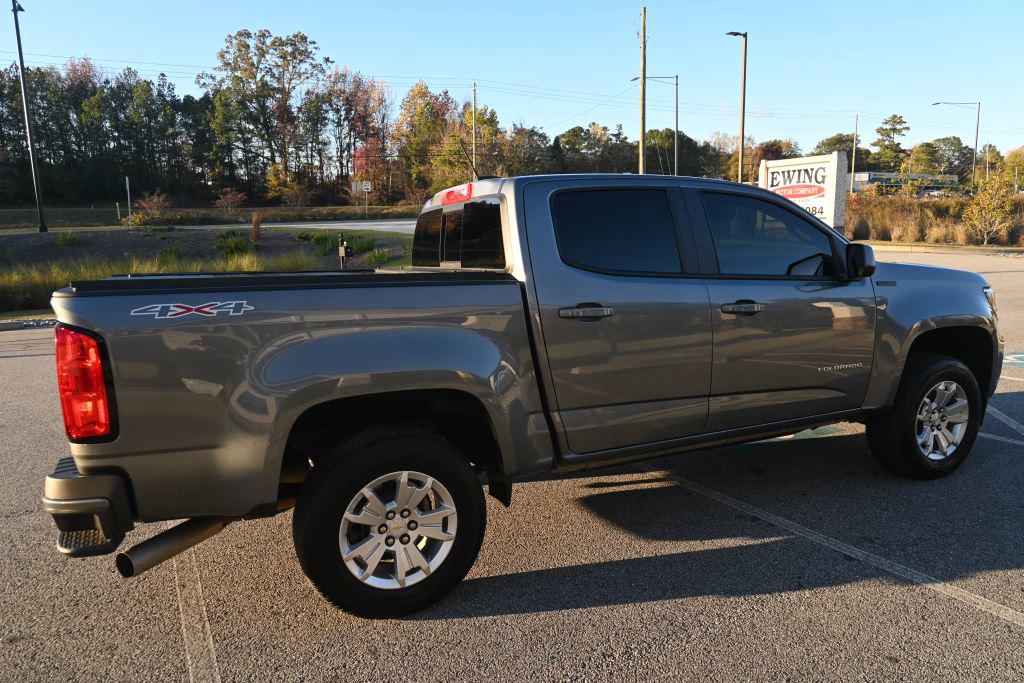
116,517 -> 230,578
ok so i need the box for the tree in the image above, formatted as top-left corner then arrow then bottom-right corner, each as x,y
812,132 -> 870,171
931,136 -> 974,181
964,175 -> 1015,245
1003,146 -> 1024,190
905,142 -> 938,175
872,114 -> 909,171
980,144 -> 1004,178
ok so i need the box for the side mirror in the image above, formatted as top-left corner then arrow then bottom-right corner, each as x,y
845,243 -> 876,279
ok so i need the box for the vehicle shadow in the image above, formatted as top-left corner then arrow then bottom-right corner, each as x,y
413,417 -> 1024,621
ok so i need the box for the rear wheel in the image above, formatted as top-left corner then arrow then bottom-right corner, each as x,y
866,354 -> 981,479
293,431 -> 486,617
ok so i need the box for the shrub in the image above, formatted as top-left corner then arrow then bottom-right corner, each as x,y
161,245 -> 182,262
363,247 -> 391,267
311,231 -> 341,256
55,233 -> 80,247
282,183 -> 311,208
250,211 -> 263,243
213,188 -> 247,217
295,230 -> 314,242
213,229 -> 252,257
134,190 -> 171,222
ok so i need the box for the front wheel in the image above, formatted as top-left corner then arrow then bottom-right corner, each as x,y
866,354 -> 982,479
292,432 -> 486,617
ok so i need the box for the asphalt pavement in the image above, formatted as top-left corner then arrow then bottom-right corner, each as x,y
1,250 -> 1023,680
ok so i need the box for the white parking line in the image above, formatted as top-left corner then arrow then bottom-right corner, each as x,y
979,432 -> 1024,447
1000,375 -> 1024,382
172,544 -> 222,683
635,464 -> 1024,630
987,405 -> 1024,438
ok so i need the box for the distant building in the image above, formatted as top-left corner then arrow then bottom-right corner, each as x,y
853,172 -> 958,192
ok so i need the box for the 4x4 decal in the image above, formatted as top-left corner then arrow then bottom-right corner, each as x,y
130,301 -> 254,319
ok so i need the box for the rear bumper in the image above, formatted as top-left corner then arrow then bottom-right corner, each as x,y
42,457 -> 134,557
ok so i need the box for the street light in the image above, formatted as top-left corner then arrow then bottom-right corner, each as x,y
932,101 -> 981,185
632,74 -> 679,175
10,0 -> 46,232
727,31 -> 747,183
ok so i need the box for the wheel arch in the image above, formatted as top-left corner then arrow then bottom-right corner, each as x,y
903,325 -> 996,399
277,389 -> 511,506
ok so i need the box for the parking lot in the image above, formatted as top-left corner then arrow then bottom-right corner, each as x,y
2,249 -> 1023,680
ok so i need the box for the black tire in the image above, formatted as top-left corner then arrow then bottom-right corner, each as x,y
292,430 -> 486,618
866,353 -> 982,479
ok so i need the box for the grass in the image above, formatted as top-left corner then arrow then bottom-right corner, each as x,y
363,247 -> 392,267
0,227 -> 413,312
55,233 -> 80,246
0,308 -> 53,321
0,250 -> 318,311
0,205 -> 419,230
213,230 -> 253,256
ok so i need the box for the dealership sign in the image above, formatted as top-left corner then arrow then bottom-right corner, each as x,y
758,152 -> 848,228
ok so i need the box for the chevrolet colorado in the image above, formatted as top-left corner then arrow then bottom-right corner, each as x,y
43,174 -> 1002,617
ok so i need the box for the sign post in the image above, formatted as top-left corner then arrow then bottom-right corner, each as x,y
361,181 -> 372,218
758,152 -> 848,228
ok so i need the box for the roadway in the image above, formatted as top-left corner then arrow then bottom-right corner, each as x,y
1,250 -> 1022,680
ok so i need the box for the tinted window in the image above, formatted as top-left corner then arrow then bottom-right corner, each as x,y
551,189 -> 681,274
702,193 -> 836,277
412,209 -> 442,266
442,210 -> 463,262
461,199 -> 505,268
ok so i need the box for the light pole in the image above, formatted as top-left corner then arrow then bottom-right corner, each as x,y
632,74 -> 679,175
932,100 -> 980,185
727,31 -> 747,183
11,0 -> 46,232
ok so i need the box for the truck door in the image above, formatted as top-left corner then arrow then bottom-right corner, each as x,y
523,179 -> 712,454
688,188 -> 876,432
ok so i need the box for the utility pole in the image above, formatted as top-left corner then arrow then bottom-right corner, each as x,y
471,81 -> 477,178
638,6 -> 646,175
727,31 -> 748,183
635,74 -> 679,175
974,102 -> 981,185
11,0 -> 46,232
673,74 -> 678,175
850,113 -> 859,192
125,176 -> 132,224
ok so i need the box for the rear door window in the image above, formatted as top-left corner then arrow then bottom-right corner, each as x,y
550,188 -> 682,274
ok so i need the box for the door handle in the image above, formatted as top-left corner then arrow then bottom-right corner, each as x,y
558,306 -> 615,320
721,301 -> 766,315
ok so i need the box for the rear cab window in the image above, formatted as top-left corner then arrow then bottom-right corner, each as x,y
412,197 -> 505,269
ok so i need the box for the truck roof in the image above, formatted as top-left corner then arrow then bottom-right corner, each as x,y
422,174 -> 762,212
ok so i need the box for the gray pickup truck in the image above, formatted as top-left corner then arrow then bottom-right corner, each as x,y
44,174 -> 1002,617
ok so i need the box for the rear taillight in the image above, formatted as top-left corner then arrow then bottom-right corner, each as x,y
55,324 -> 114,441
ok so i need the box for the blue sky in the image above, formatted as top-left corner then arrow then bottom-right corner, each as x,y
3,0 -> 1022,154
